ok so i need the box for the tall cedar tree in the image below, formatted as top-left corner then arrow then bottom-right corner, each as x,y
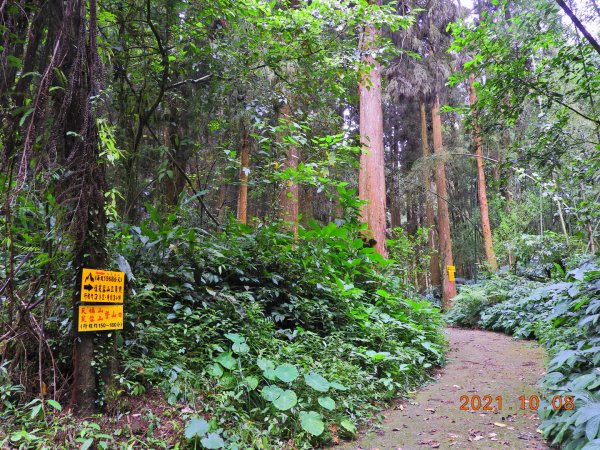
237,126 -> 251,224
467,74 -> 498,271
432,96 -> 457,306
278,102 -> 300,237
359,4 -> 388,258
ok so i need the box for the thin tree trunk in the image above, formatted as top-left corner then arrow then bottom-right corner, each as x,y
217,184 -> 228,223
237,127 -> 250,224
555,0 -> 600,56
468,74 -> 498,271
431,96 -> 456,308
552,173 -> 569,240
279,102 -> 299,237
420,101 -> 441,287
301,186 -> 315,227
358,21 -> 387,258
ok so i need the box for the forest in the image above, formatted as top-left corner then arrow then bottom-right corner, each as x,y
0,0 -> 599,448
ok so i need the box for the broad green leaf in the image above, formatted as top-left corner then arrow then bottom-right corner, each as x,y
224,333 -> 245,343
330,381 -> 348,391
274,364 -> 299,383
340,419 -> 356,433
30,403 -> 42,419
576,404 -> 600,426
273,389 -> 297,411
244,376 -> 259,390
220,373 -> 236,390
201,433 -> 225,449
46,400 -> 62,411
207,364 -> 224,378
257,358 -> 275,372
232,341 -> 250,354
215,352 -> 237,370
586,415 -> 600,441
318,396 -> 336,410
299,411 -> 324,436
304,372 -> 330,392
258,358 -> 277,380
80,438 -> 94,450
185,418 -> 209,439
261,385 -> 284,402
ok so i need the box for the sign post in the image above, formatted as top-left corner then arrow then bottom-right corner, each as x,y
447,265 -> 456,283
79,268 -> 125,332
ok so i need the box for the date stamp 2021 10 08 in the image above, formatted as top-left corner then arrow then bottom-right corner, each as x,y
459,394 -> 575,412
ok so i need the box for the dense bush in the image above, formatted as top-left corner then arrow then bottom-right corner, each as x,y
445,276 -> 511,327
111,206 -> 445,448
1,196 -> 445,449
447,256 -> 600,449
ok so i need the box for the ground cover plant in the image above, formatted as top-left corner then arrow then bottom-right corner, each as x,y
0,197 -> 445,449
447,251 -> 600,449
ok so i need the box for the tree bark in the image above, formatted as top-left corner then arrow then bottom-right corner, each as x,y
279,103 -> 299,237
468,74 -> 498,271
301,186 -> 315,227
217,184 -> 228,223
237,127 -> 250,224
420,101 -> 441,287
358,22 -> 388,258
65,0 -> 106,415
431,96 -> 456,308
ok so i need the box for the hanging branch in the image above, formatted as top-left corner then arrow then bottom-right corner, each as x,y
143,124 -> 222,228
555,0 -> 600,56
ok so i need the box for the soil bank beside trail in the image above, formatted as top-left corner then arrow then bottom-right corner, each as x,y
335,327 -> 550,450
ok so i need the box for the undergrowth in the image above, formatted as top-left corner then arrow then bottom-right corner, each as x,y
447,239 -> 600,450
1,190 -> 445,449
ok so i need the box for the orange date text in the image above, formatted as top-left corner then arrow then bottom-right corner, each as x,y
459,395 -> 575,411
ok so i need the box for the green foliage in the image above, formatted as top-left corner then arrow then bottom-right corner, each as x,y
450,0 -> 599,246
446,284 -> 502,328
448,256 -> 600,449
97,201 -> 445,448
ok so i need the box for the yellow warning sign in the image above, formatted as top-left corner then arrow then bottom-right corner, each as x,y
78,304 -> 123,332
447,265 -> 456,282
80,268 -> 125,303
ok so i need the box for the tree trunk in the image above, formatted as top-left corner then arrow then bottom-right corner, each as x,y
420,101 -> 441,287
358,21 -> 387,258
468,74 -> 498,271
64,0 -> 106,415
431,96 -> 456,308
279,103 -> 299,237
301,186 -> 315,227
217,184 -> 228,223
237,127 -> 250,224
555,0 -> 600,56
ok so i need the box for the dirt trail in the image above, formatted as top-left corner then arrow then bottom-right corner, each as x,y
335,327 -> 550,450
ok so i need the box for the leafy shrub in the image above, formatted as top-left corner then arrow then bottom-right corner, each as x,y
511,232 -> 583,280
445,276 -> 510,327
102,198 -> 445,448
445,286 -> 490,327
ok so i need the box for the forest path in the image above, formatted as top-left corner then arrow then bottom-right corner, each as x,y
334,327 -> 550,450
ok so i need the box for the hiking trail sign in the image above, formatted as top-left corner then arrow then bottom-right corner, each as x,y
447,265 -> 456,282
80,268 -> 125,304
78,304 -> 124,332
78,268 -> 125,332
